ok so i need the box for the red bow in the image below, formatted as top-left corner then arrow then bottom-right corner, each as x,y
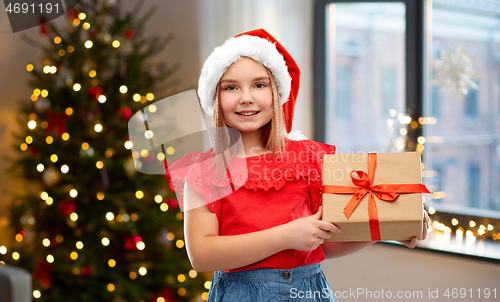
322,153 -> 430,241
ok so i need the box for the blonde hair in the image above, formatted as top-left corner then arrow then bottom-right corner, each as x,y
210,61 -> 287,178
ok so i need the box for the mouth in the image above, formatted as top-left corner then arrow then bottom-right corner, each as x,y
236,111 -> 260,116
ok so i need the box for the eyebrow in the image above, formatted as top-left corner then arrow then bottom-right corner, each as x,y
220,76 -> 270,84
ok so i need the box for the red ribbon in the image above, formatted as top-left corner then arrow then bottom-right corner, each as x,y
322,153 -> 430,241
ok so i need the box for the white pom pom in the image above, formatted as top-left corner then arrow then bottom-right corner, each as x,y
285,130 -> 308,141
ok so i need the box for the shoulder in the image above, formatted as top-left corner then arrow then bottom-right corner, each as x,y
285,138 -> 336,157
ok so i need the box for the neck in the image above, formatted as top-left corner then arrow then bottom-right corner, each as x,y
239,128 -> 267,157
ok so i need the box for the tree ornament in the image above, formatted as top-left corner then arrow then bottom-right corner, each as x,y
117,106 -> 132,120
39,17 -> 48,36
124,234 -> 142,250
58,200 -> 76,217
80,265 -> 94,277
125,29 -> 135,38
432,47 -> 479,98
42,166 -> 60,186
150,287 -> 178,302
46,110 -> 69,137
33,258 -> 52,288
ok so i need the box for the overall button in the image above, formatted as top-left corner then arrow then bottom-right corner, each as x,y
283,271 -> 290,279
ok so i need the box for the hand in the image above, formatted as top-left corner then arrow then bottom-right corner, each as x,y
397,201 -> 430,248
281,206 -> 341,251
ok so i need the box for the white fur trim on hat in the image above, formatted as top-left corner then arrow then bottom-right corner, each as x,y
198,35 -> 292,116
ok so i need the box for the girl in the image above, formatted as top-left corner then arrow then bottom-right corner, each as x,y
167,29 -> 429,301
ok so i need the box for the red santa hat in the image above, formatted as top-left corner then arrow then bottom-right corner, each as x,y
197,28 -> 301,135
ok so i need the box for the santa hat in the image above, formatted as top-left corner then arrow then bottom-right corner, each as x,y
197,28 -> 301,135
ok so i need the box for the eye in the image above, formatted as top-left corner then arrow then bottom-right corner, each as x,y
223,85 -> 236,91
255,83 -> 266,88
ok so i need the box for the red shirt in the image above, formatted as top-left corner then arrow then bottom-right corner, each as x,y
167,138 -> 336,272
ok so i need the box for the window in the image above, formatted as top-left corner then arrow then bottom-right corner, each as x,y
381,68 -> 398,117
464,88 -> 478,119
314,0 -> 500,260
336,65 -> 352,120
467,164 -> 481,208
431,86 -> 440,118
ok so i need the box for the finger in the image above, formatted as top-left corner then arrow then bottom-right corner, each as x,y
317,229 -> 332,240
318,221 -> 340,233
311,206 -> 323,220
409,236 -> 417,248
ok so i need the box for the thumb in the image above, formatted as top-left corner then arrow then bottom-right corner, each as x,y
311,206 -> 323,220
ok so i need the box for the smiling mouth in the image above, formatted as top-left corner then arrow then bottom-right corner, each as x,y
236,111 -> 260,116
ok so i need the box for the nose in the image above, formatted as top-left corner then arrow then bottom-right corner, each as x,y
239,88 -> 254,105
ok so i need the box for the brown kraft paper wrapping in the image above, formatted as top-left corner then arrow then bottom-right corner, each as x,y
321,152 -> 426,241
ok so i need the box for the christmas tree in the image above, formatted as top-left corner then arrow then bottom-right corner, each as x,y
2,0 -> 209,301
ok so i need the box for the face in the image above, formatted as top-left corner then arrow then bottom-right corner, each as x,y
219,57 -> 273,134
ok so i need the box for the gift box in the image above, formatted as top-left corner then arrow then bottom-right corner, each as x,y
321,152 -> 430,241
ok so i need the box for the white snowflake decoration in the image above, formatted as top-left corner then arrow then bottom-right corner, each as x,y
432,47 -> 479,98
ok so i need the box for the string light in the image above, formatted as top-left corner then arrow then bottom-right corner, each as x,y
135,190 -> 144,199
136,241 -> 145,250
112,40 -> 120,48
62,133 -> 70,141
89,70 -> 97,77
61,165 -> 69,174
20,143 -> 28,151
94,124 -> 103,132
41,192 -> 48,200
97,192 -> 104,200
46,254 -> 54,263
157,153 -> 165,161
73,18 -> 80,26
138,267 -> 147,276
28,120 -> 36,129
67,46 -> 75,53
50,154 -> 58,162
37,164 -> 44,172
107,284 -> 115,292
133,93 -> 141,102
129,272 -> 137,279
46,136 -> 54,144
0,246 -> 6,254
177,274 -> 186,282
154,195 -> 163,203
42,238 -> 50,247
189,270 -> 197,278
46,197 -> 53,205
108,259 -> 116,267
26,64 -> 34,72
106,212 -> 114,221
124,141 -> 133,149
78,12 -> 86,20
130,213 -> 138,221
98,95 -> 106,103
176,240 -> 184,248
101,237 -> 110,246
82,22 -> 90,30
146,93 -> 154,101
119,85 -> 128,93
141,149 -> 149,157
160,203 -> 168,212
96,161 -> 104,169
148,104 -> 157,113
178,288 -> 186,296
84,40 -> 93,48
12,252 -> 20,260
145,130 -> 154,139
166,147 -> 175,155
33,290 -> 41,299
70,213 -> 78,221
73,83 -> 81,91
76,241 -> 84,249
204,281 -> 211,289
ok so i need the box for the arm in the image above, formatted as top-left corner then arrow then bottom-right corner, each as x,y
183,181 -> 338,272
321,241 -> 376,259
320,208 -> 430,258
